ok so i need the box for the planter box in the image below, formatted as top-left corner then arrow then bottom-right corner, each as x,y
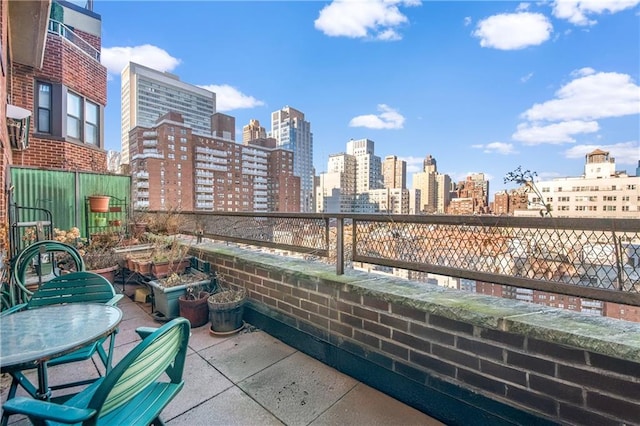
148,278 -> 211,319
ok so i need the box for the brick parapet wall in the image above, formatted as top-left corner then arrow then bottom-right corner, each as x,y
193,243 -> 640,425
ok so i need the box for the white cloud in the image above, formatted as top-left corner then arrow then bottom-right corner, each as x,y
570,67 -> 595,77
513,120 -> 600,144
564,141 -> 640,165
522,71 -> 640,122
314,0 -> 420,41
101,44 -> 180,76
349,104 -> 405,129
473,12 -> 552,50
516,3 -> 530,11
473,142 -> 517,154
400,156 -> 424,173
552,0 -> 640,26
521,72 -> 534,83
197,84 -> 264,112
463,16 -> 472,26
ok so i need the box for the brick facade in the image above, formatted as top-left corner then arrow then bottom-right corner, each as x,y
0,0 -> 8,246
196,246 -> 640,425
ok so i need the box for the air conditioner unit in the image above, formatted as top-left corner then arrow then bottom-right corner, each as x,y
6,104 -> 31,151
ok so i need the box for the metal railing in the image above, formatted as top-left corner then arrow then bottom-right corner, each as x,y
48,20 -> 100,62
168,211 -> 640,307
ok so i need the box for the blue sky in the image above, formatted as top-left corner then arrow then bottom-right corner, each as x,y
94,0 -> 640,195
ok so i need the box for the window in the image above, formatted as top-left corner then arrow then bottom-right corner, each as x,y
37,83 -> 52,133
85,101 -> 99,145
67,92 -> 82,139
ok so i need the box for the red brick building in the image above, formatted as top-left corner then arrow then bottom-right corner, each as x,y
1,1 -> 108,228
130,113 -> 300,212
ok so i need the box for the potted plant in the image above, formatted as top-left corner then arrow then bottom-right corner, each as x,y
178,282 -> 215,328
128,210 -> 149,238
208,273 -> 247,334
147,270 -> 213,320
81,245 -> 124,284
54,227 -> 124,284
151,239 -> 190,279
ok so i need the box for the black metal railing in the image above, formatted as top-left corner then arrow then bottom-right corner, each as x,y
162,211 -> 639,307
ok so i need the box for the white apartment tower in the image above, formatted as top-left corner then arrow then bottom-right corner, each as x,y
271,106 -> 314,212
121,62 -> 216,164
346,139 -> 382,193
518,149 -> 639,218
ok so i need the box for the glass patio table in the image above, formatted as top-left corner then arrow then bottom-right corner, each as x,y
0,303 -> 122,402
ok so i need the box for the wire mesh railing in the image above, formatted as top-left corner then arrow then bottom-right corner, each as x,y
171,212 -> 639,307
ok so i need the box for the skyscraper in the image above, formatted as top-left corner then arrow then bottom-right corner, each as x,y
413,154 -> 438,213
243,119 -> 267,144
346,139 -> 382,193
121,62 -> 216,164
270,106 -> 314,212
382,155 -> 406,189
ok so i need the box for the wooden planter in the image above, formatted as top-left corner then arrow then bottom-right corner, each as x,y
88,195 -> 110,213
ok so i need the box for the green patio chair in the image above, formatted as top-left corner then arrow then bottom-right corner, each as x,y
2,271 -> 123,399
2,318 -> 191,426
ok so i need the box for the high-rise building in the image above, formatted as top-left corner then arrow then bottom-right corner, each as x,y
129,112 -> 299,212
243,119 -> 267,144
515,149 -> 639,218
121,62 -> 216,164
382,155 -> 406,189
346,139 -> 382,193
270,106 -> 314,212
436,173 -> 452,214
412,154 -> 439,213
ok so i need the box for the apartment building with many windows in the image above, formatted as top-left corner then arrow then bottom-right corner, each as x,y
516,149 -> 639,218
121,62 -> 215,165
270,106 -> 314,212
130,112 -> 299,212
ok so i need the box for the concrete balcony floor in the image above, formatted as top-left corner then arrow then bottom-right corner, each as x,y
2,284 -> 444,426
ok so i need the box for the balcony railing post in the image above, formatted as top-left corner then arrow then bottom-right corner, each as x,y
336,217 -> 344,275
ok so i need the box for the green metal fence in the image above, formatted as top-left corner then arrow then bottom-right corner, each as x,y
9,166 -> 131,240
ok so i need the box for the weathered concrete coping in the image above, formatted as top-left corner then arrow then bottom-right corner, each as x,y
189,239 -> 640,363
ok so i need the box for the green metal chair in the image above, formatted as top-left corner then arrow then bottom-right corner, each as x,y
2,318 -> 191,426
2,271 -> 123,399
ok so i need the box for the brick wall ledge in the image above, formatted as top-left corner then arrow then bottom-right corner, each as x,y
193,240 -> 640,363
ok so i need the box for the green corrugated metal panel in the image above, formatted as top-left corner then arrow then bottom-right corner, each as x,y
10,167 -> 131,238
10,168 -> 76,231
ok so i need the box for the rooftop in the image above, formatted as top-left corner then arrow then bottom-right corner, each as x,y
1,283 -> 443,426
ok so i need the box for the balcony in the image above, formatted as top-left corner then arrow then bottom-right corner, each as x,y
3,205 -> 639,425
0,286 -> 440,425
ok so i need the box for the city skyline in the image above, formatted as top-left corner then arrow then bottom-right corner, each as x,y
95,1 -> 639,195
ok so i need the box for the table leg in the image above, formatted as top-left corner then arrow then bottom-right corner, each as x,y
35,363 -> 51,400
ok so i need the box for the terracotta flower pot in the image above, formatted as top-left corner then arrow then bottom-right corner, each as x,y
178,292 -> 210,327
88,195 -> 110,213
